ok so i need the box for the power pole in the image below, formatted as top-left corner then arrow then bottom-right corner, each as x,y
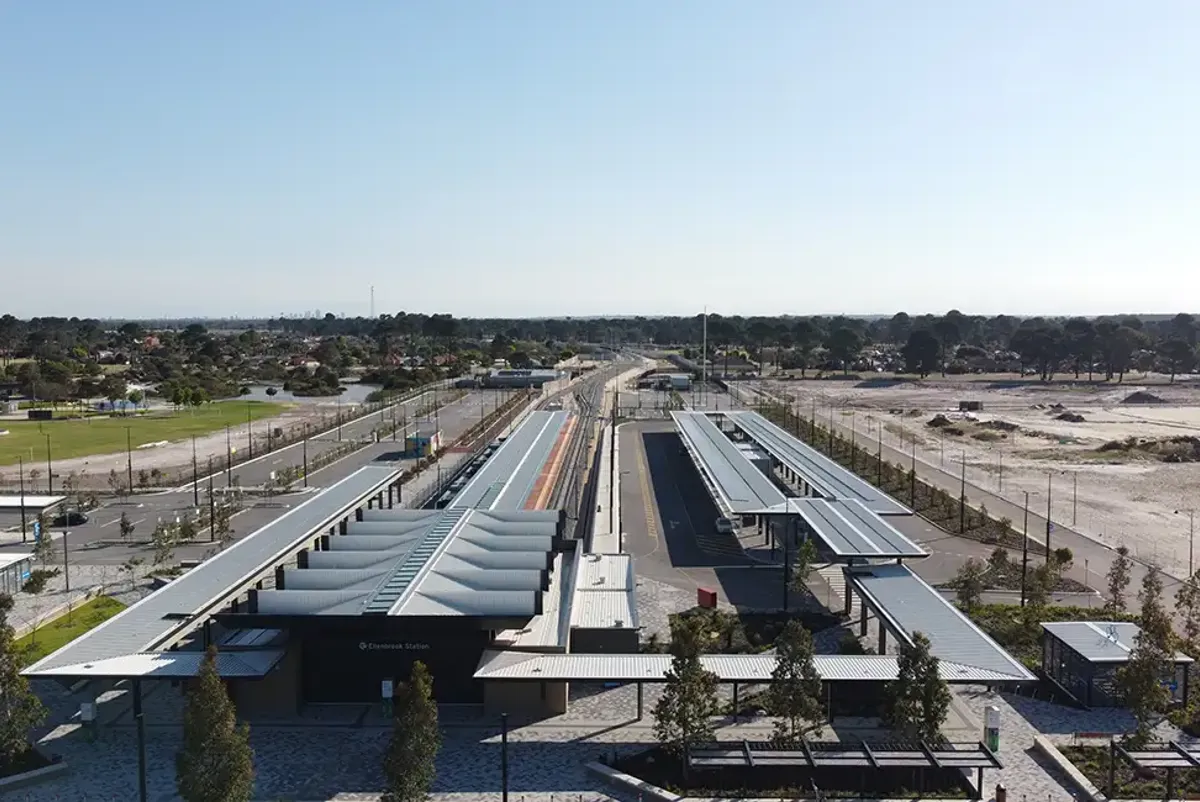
191,435 -> 199,507
1020,491 -> 1030,607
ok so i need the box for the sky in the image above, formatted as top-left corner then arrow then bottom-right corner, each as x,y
2,2 -> 1198,320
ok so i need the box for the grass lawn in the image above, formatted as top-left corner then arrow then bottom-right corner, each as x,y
0,400 -> 288,467
16,595 -> 127,667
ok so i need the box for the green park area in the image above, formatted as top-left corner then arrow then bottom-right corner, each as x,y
0,400 -> 288,467
16,595 -> 127,668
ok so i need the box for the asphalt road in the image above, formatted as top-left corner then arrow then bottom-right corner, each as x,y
619,420 -> 781,609
0,390 -> 504,566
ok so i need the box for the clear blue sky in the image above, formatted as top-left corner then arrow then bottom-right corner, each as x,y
2,2 -> 1197,319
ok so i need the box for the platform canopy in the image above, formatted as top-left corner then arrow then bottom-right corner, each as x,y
759,497 -> 926,559
27,649 -> 284,679
671,411 -> 786,514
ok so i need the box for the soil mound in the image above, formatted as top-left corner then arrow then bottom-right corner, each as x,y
980,419 -> 1020,432
1055,412 -> 1086,423
1097,435 -> 1200,462
1122,391 -> 1166,405
927,414 -> 952,428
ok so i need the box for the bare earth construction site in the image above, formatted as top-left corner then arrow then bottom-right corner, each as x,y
750,377 -> 1200,577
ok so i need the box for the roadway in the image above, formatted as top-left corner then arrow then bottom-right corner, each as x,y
618,420 -> 781,609
0,390 -> 506,566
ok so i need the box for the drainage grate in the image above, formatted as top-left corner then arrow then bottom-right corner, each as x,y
362,508 -> 468,614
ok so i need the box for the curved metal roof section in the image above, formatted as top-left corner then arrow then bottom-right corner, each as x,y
25,465 -> 402,675
724,411 -> 910,516
671,411 -> 786,514
846,563 -> 1034,681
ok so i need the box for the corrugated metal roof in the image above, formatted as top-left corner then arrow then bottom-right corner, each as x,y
25,465 -> 401,675
847,563 -> 1034,680
451,411 -> 568,510
473,651 -> 1023,683
576,553 -> 633,591
495,551 -> 572,650
1043,621 -> 1195,664
763,498 -> 926,558
725,411 -> 910,516
671,411 -> 786,513
570,590 -> 636,630
28,649 -> 285,679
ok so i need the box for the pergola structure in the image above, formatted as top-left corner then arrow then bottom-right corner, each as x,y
1107,740 -> 1200,800
687,739 -> 1002,799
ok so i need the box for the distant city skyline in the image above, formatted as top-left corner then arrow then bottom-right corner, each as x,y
3,2 -> 1198,318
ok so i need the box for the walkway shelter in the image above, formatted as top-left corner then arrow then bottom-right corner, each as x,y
1042,621 -> 1193,708
757,497 -> 926,560
724,411 -> 910,516
845,563 -> 1035,682
474,650 -> 1033,718
0,552 -> 32,596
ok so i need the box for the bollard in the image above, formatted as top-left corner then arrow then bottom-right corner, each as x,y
995,783 -> 1006,802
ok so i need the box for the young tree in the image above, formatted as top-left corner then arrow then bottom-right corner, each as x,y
1118,568 -> 1173,745
178,515 -> 198,543
119,511 -> 136,542
653,616 -> 720,757
884,632 -> 951,742
1105,546 -> 1133,614
1178,570 -> 1200,656
152,520 -> 176,567
175,646 -> 254,802
382,661 -> 440,802
953,558 -> 987,612
33,525 -> 56,567
0,594 -> 47,765
766,621 -> 824,745
790,537 -> 819,594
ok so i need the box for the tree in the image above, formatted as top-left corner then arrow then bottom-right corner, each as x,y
119,511 -> 136,542
825,327 -> 862,374
152,520 -> 176,567
0,594 -> 47,766
178,515 -> 198,543
653,616 -> 720,757
884,632 -> 950,742
382,661 -> 440,802
33,524 -> 56,567
1159,339 -> 1195,382
175,646 -> 254,802
213,505 -> 234,548
790,537 -> 818,594
127,388 -> 144,408
1118,568 -> 1173,745
1178,571 -> 1200,657
767,621 -> 824,745
902,329 -> 940,377
953,558 -> 987,612
1105,546 -> 1133,614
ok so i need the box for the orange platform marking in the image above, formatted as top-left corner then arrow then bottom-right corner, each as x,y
523,417 -> 577,510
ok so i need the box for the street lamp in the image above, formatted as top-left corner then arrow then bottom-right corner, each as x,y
44,433 -> 52,494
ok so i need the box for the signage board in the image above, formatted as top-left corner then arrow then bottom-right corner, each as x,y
359,642 -> 430,652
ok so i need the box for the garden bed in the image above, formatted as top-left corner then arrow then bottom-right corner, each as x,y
664,607 -> 843,654
966,604 -> 1137,669
1061,745 -> 1200,799
16,595 -> 127,667
0,749 -> 52,780
615,746 -> 971,798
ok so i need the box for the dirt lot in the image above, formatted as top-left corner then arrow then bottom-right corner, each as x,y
750,377 -> 1200,578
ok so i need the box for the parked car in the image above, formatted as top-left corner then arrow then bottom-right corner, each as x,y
52,511 -> 88,527
715,517 -> 735,535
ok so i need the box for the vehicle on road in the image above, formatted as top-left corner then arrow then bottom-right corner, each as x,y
53,511 -> 88,526
715,516 -> 735,535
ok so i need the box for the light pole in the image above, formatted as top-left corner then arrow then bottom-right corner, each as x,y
42,432 -> 53,494
191,435 -> 199,507
500,712 -> 509,802
1045,472 -> 1053,562
246,404 -> 253,459
1020,491 -> 1030,607
18,456 -> 27,543
225,425 -> 233,487
302,424 -> 309,487
958,452 -> 967,534
125,425 -> 134,494
1177,509 -> 1196,576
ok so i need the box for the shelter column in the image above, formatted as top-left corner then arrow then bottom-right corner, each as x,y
843,583 -> 853,617
636,683 -> 643,720
859,599 -> 868,636
878,622 -> 888,654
